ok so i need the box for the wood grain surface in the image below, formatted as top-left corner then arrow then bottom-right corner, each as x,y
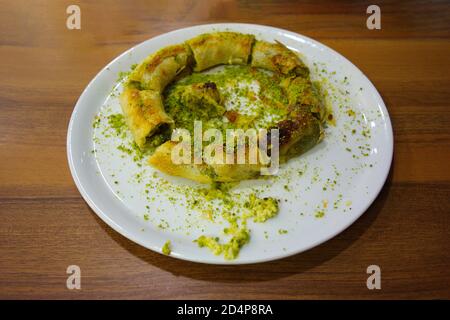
0,0 -> 449,299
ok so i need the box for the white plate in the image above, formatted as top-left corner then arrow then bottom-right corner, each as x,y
67,23 -> 393,264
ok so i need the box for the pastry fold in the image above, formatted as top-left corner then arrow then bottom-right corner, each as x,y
187,32 -> 254,71
120,88 -> 173,148
121,44 -> 192,147
251,40 -> 309,77
276,111 -> 322,159
128,44 -> 192,92
148,141 -> 265,183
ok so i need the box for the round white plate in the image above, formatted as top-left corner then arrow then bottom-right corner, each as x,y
67,23 -> 393,264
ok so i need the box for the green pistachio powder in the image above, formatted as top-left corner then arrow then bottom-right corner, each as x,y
162,240 -> 171,256
92,58 -> 378,260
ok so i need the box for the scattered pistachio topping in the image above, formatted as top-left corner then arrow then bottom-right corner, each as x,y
162,240 -> 171,255
89,57 -> 383,261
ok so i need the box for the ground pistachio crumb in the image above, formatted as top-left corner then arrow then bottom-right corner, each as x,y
196,226 -> 250,260
315,210 -> 325,218
162,240 -> 171,255
191,183 -> 279,260
107,114 -> 126,134
243,193 -> 279,223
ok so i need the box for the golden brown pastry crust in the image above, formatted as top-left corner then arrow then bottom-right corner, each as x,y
120,87 -> 173,148
148,141 -> 215,184
118,32 -> 327,183
187,32 -> 254,71
148,141 -> 266,183
251,40 -> 309,77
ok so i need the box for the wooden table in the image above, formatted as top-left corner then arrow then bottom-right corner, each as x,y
1,0 -> 449,299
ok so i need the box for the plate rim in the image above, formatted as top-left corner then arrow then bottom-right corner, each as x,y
67,23 -> 394,265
